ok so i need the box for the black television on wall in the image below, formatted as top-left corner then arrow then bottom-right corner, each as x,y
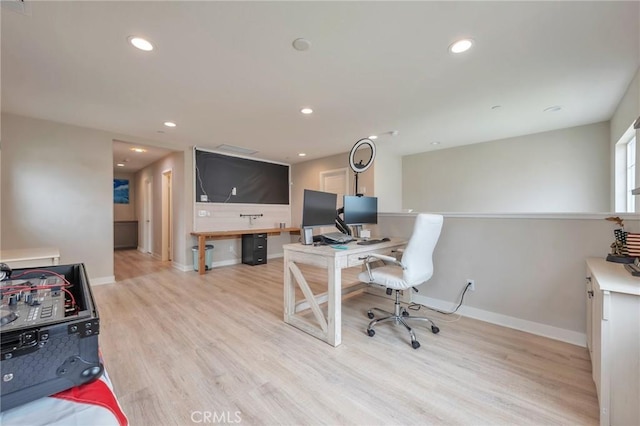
195,149 -> 289,204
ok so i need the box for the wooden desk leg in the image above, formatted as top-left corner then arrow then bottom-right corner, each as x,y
327,259 -> 342,347
198,237 -> 206,275
283,251 -> 294,323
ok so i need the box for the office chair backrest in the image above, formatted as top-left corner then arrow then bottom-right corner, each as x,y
401,214 -> 443,286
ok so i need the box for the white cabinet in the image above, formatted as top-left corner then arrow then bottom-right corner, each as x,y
586,258 -> 640,426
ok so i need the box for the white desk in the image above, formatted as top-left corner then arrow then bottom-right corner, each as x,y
0,247 -> 60,269
283,238 -> 406,347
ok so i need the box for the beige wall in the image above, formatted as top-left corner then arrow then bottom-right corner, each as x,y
114,171 -> 136,221
376,212 -> 640,345
1,113 -> 114,282
611,67 -> 639,146
290,151 -> 375,228
0,113 -> 184,282
610,66 -> 639,212
135,150 -> 187,268
402,122 -> 610,213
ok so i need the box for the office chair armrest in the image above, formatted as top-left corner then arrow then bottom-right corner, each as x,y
364,253 -> 404,268
362,253 -> 405,282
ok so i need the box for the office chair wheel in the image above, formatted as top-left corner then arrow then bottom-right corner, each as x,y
431,325 -> 440,334
411,340 -> 421,349
367,329 -> 375,337
367,311 -> 374,319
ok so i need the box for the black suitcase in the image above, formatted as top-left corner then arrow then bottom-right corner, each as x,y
0,263 -> 103,412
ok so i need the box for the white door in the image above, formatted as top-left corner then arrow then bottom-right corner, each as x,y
319,168 -> 349,233
161,170 -> 173,261
143,179 -> 153,254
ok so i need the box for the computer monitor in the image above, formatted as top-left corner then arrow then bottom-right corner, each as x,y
343,195 -> 378,225
302,189 -> 338,228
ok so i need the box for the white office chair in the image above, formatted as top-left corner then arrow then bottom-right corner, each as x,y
358,213 -> 443,349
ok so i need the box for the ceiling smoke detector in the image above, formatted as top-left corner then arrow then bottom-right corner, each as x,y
292,38 -> 311,51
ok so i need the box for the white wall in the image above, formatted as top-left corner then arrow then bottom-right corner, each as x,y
375,213 -> 640,345
1,113 -> 114,282
402,122 -> 610,213
373,143 -> 402,212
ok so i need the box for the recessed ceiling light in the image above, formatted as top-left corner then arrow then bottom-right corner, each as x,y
300,108 -> 313,115
430,141 -> 441,145
368,135 -> 378,140
292,38 -> 311,51
543,106 -> 562,112
128,36 -> 154,52
449,38 -> 474,54
164,121 -> 177,127
130,147 -> 147,153
298,153 -> 307,157
116,163 -> 125,167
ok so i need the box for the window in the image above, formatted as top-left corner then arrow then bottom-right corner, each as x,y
615,124 -> 636,212
627,136 -> 636,212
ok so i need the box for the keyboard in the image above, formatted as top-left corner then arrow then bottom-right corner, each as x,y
356,239 -> 383,245
321,232 -> 354,244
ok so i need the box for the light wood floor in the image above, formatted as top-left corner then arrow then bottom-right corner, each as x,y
93,250 -> 599,425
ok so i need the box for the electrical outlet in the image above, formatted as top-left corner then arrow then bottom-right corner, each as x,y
466,279 -> 475,291
232,187 -> 237,196
198,210 -> 207,217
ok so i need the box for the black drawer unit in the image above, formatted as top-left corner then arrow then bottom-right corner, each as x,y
242,233 -> 267,265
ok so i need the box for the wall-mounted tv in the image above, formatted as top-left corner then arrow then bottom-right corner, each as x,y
195,149 -> 289,204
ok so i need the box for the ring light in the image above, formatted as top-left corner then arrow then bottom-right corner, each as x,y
349,138 -> 376,173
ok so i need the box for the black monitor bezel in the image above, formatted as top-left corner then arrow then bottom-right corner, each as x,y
302,189 -> 338,228
343,195 -> 378,225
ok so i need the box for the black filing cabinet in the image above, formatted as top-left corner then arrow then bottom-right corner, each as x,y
242,233 -> 267,265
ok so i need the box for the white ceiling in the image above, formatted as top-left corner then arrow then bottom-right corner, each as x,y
2,1 -> 639,171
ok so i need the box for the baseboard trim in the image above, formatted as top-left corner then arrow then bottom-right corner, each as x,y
412,294 -> 586,347
191,253 -> 285,271
172,262 -> 191,272
91,275 -> 115,286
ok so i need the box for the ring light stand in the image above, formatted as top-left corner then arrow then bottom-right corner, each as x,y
346,138 -> 376,238
349,138 -> 376,197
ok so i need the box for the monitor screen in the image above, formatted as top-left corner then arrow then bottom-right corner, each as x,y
343,195 -> 378,225
302,189 -> 338,228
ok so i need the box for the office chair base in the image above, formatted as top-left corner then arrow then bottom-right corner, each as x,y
366,291 -> 439,349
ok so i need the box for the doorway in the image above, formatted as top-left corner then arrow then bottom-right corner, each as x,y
161,169 -> 173,261
143,178 -> 153,254
319,168 -> 349,234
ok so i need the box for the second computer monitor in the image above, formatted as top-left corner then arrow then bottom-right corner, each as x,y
343,195 -> 378,225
